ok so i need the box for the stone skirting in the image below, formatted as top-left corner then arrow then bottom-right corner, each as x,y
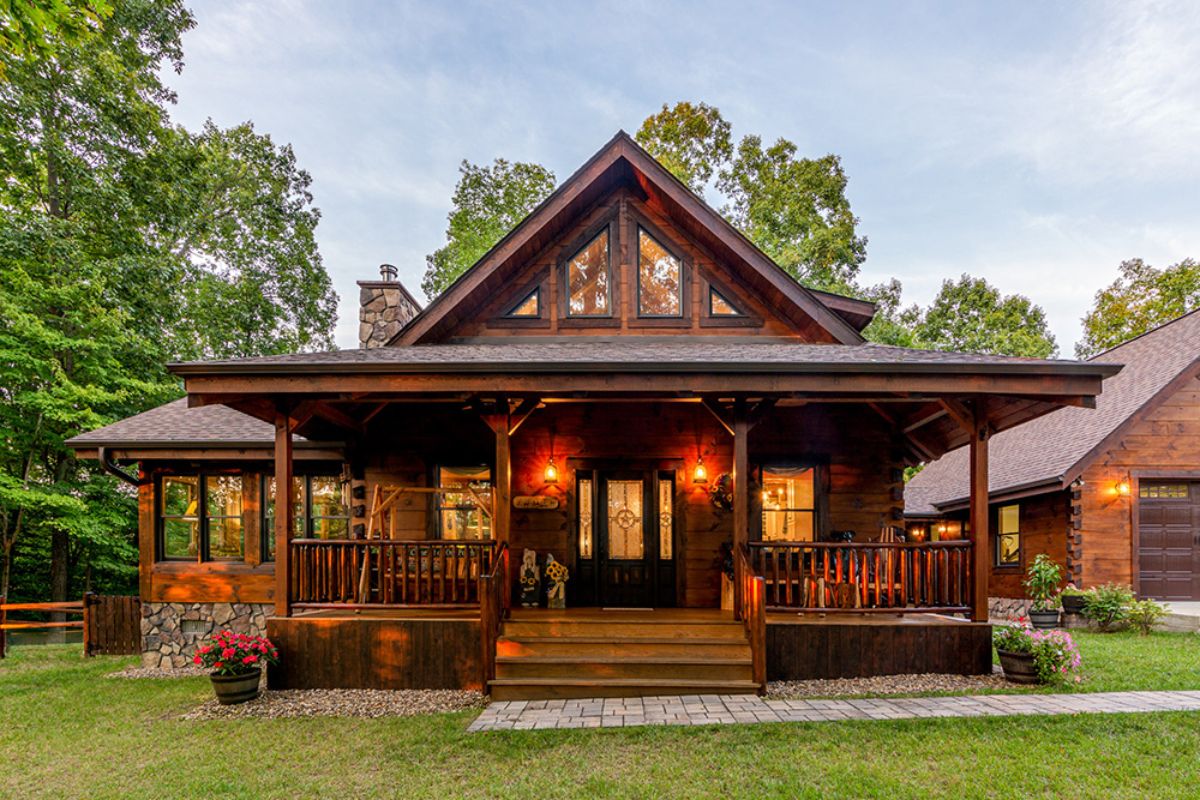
988,596 -> 1032,621
140,602 -> 273,669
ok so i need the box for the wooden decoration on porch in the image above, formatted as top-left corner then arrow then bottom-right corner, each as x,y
544,554 -> 568,609
519,549 -> 540,607
513,495 -> 559,510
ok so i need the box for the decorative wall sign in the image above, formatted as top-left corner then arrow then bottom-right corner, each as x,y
514,495 -> 560,510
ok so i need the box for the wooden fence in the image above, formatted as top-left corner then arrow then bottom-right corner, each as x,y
0,593 -> 140,657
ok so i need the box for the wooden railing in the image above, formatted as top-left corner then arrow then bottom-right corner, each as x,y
0,597 -> 85,657
747,540 -> 973,615
289,539 -> 498,609
733,545 -> 767,692
479,542 -> 510,689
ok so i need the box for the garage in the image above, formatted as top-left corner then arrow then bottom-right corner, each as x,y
1138,482 -> 1200,601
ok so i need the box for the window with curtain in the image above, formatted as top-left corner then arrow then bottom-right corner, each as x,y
761,466 -> 817,542
996,504 -> 1021,567
159,473 -> 244,561
438,466 -> 493,540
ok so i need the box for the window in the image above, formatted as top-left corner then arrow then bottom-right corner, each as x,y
606,479 -> 645,559
578,477 -> 594,558
262,475 -> 349,560
761,466 -> 816,541
709,287 -> 742,316
658,478 -> 674,559
566,229 -> 610,316
637,228 -> 682,316
159,473 -> 244,561
438,466 -> 493,540
997,504 -> 1020,567
1141,483 -> 1189,499
932,519 -> 964,541
506,288 -> 539,317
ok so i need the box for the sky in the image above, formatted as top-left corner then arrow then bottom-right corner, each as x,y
164,0 -> 1200,355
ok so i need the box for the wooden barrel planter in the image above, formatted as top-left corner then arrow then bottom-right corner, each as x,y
997,650 -> 1039,684
210,671 -> 263,705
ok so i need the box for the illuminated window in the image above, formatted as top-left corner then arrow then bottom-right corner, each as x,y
1140,483 -> 1189,499
709,287 -> 743,316
438,466 -> 493,540
761,467 -> 816,542
932,519 -> 964,541
506,288 -> 539,317
607,479 -> 645,559
161,476 -> 200,559
263,475 -> 349,560
638,228 -> 682,316
206,476 -> 245,560
566,230 -> 610,316
997,504 -> 1020,566
658,478 -> 674,559
578,478 -> 593,558
159,473 -> 244,561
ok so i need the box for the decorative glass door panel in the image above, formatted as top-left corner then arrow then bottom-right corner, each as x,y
607,480 -> 645,559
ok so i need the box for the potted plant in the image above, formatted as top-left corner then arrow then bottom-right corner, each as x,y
994,622 -> 1083,685
193,630 -> 279,705
1080,583 -> 1133,632
1059,583 -> 1086,615
1023,554 -> 1063,629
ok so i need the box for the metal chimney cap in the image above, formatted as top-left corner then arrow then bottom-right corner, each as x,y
379,263 -> 398,281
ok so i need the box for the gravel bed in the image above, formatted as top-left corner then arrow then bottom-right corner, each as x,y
768,671 -> 1011,699
181,688 -> 486,720
107,665 -> 211,679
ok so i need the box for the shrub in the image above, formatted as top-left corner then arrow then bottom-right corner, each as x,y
993,622 -> 1083,683
1023,554 -> 1064,611
1127,598 -> 1169,636
1081,583 -> 1133,632
193,630 -> 280,676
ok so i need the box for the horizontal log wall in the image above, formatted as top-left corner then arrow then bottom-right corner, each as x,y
267,616 -> 482,690
988,490 -> 1070,598
766,618 -> 993,680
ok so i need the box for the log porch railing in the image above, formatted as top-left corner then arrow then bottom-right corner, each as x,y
747,540 -> 973,615
733,545 -> 767,692
289,539 -> 498,609
479,542 -> 511,688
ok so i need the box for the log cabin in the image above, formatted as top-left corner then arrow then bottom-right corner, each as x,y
906,310 -> 1200,616
68,132 -> 1120,698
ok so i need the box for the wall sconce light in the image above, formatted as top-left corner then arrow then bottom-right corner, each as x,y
544,456 -> 559,484
1116,480 -> 1131,497
693,455 -> 708,484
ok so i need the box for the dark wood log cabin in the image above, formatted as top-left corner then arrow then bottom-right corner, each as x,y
69,132 -> 1119,698
906,310 -> 1200,615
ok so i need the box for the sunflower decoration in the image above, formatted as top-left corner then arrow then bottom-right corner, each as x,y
709,472 -> 734,511
545,559 -> 569,584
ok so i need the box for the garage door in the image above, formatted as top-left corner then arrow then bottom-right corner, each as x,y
1138,482 -> 1200,601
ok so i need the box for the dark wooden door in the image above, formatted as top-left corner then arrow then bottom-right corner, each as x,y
571,470 -> 677,608
1138,482 -> 1200,600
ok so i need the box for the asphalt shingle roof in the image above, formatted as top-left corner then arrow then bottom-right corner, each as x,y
66,398 -> 310,448
904,311 -> 1200,515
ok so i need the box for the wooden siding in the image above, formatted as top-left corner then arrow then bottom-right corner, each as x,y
267,614 -> 482,690
988,490 -> 1070,598
766,617 -> 993,680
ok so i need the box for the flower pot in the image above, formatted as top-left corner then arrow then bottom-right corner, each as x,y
1060,594 -> 1085,614
1028,609 -> 1060,630
210,670 -> 262,705
997,650 -> 1040,684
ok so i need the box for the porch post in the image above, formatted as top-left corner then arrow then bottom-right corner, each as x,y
969,403 -> 990,622
494,421 -> 511,546
732,400 -> 749,614
274,411 -> 294,618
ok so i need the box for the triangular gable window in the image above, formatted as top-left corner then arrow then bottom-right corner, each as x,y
567,229 -> 611,316
506,288 -> 540,318
709,286 -> 744,317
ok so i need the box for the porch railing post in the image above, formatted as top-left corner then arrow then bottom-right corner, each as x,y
732,400 -> 749,617
969,403 -> 990,622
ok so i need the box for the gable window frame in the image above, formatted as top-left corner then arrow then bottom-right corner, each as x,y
491,276 -> 551,329
629,213 -> 690,325
699,271 -> 760,328
995,503 -> 1021,568
558,214 -> 620,327
157,470 -> 247,563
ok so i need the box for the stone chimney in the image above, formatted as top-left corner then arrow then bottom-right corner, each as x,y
358,264 -> 421,348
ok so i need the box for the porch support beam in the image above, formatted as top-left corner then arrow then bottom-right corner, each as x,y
479,398 -> 513,545
732,400 -> 750,614
969,401 -> 990,622
274,410 -> 295,618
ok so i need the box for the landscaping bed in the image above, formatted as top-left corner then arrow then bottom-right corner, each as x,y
181,688 -> 486,720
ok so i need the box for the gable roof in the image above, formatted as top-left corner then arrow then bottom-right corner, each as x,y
905,310 -> 1200,514
391,131 -> 867,346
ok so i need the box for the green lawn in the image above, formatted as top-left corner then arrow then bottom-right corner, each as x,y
1,631 -> 1198,799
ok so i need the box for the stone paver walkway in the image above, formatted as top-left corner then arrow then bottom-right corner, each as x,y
467,690 -> 1200,732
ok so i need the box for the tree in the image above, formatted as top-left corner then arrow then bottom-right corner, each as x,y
421,159 -> 556,299
634,101 -> 732,195
0,0 -> 338,604
1076,258 -> 1200,357
913,275 -> 1058,358
0,0 -> 111,78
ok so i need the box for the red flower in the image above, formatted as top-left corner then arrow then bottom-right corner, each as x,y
221,648 -> 236,659
198,645 -> 212,654
242,654 -> 258,664
214,661 -> 224,669
193,655 -> 202,665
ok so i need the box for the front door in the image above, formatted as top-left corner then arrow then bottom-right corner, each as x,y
573,469 -> 676,607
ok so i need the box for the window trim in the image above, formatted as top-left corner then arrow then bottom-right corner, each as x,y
755,461 -> 826,542
261,473 -> 351,561
436,464 -> 495,540
558,215 -> 620,326
156,471 -> 246,563
995,503 -> 1021,569
699,271 -> 761,328
633,221 -> 688,321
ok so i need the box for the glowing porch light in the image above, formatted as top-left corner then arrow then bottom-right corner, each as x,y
544,456 -> 559,484
693,456 -> 708,484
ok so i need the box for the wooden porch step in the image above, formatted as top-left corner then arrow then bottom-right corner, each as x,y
488,677 -> 762,700
500,620 -> 745,639
496,636 -> 750,660
495,655 -> 752,681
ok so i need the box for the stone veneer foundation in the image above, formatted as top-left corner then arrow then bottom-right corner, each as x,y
988,596 -> 1032,621
140,602 -> 273,669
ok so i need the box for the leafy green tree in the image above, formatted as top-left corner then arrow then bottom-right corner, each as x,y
859,279 -> 920,347
421,159 -> 556,299
913,275 -> 1058,358
1076,258 -> 1200,357
634,101 -> 732,195
0,0 -> 338,603
0,0 -> 111,78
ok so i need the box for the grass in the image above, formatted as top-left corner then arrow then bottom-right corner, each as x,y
1,631 -> 1198,799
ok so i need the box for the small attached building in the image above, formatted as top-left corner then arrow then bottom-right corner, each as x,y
906,310 -> 1200,614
